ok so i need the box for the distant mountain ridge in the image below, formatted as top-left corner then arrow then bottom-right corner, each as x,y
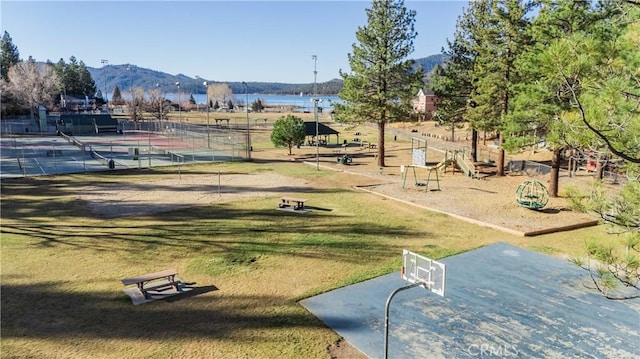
86,54 -> 445,96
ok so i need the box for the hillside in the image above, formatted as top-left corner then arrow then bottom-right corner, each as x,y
414,53 -> 448,75
86,54 -> 445,95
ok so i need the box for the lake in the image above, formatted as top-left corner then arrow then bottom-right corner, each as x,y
167,93 -> 342,111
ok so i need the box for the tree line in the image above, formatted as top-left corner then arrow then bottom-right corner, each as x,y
1,31 -> 101,116
332,0 -> 638,299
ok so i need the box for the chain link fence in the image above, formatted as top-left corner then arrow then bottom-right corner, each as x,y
1,120 -> 250,178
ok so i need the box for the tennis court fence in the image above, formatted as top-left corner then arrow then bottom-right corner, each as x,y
3,120 -> 250,177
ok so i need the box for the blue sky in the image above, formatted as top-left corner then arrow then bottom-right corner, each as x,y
1,1 -> 468,83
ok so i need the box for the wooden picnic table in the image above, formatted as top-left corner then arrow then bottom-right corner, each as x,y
279,197 -> 307,210
122,269 -> 180,299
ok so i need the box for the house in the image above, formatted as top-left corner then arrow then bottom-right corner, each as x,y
60,95 -> 97,112
412,89 -> 437,120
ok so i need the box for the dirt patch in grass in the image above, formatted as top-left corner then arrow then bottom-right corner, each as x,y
76,172 -> 314,218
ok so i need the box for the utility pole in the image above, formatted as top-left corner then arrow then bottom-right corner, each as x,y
101,59 -> 108,110
242,81 -> 251,160
312,55 -> 319,171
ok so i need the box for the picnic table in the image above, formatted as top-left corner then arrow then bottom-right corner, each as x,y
279,196 -> 307,210
121,269 -> 180,299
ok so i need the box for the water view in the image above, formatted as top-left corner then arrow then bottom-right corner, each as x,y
167,93 -> 342,112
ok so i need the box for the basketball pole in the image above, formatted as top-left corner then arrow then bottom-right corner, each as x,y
384,283 -> 421,359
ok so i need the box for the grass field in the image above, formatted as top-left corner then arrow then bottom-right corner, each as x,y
0,151 -> 609,357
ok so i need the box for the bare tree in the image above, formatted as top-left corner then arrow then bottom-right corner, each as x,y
6,61 -> 60,119
207,83 -> 233,108
146,87 -> 165,121
128,86 -> 146,123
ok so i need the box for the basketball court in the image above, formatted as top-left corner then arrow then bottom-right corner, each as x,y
301,242 -> 640,358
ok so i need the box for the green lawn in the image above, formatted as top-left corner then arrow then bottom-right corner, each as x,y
0,162 -> 606,358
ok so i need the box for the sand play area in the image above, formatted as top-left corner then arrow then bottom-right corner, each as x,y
76,132 -> 600,237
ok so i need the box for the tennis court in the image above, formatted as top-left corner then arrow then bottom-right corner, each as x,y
1,124 -> 248,178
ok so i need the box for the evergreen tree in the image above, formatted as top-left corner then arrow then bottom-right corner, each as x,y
112,85 -> 124,105
52,56 -> 97,98
189,94 -> 196,105
430,1 -> 486,161
520,1 -> 639,299
251,98 -> 264,112
227,99 -> 233,110
467,0 -> 533,176
0,31 -> 20,80
53,58 -> 67,94
77,60 -> 96,96
334,0 -> 424,167
506,0 -> 598,196
270,115 -> 306,155
64,56 -> 82,95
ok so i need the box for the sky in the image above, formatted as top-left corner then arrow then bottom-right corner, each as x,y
1,0 -> 469,83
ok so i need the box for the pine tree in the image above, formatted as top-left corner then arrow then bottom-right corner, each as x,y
77,60 -> 96,96
506,0 -> 597,196
52,56 -> 97,97
430,1 -> 487,161
467,0 -> 533,176
0,31 -> 20,80
510,1 -> 639,299
112,85 -> 124,105
335,0 -> 424,167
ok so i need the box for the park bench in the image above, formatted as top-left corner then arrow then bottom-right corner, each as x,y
279,197 -> 307,210
121,269 -> 180,299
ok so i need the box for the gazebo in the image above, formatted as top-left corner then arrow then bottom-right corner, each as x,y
304,122 -> 340,145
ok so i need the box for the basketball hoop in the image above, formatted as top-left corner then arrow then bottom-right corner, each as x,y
386,250 -> 446,359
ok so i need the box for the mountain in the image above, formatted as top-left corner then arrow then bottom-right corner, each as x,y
414,53 -> 448,75
86,54 -> 446,96
86,64 -> 344,96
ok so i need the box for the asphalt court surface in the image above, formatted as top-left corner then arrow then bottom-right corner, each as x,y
1,133 -> 239,178
301,243 -> 640,358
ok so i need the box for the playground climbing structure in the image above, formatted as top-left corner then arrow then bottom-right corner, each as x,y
401,143 -> 482,192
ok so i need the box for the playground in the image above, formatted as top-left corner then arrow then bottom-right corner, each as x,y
62,127 -> 600,236
1,120 -> 636,358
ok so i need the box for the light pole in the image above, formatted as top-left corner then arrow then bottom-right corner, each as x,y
195,75 -> 201,112
242,81 -> 250,160
312,55 -> 319,171
156,83 -> 162,122
176,81 -> 181,126
203,80 -> 210,148
101,59 -> 108,111
123,65 -> 138,127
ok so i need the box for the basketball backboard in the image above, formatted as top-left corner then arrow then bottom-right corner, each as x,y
402,249 -> 446,296
411,138 -> 428,166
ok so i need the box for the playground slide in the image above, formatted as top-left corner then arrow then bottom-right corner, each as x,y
456,158 -> 476,178
432,160 -> 447,170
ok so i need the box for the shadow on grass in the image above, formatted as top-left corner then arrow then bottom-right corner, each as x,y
1,210 -> 417,264
1,282 -> 323,341
165,284 -> 219,302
